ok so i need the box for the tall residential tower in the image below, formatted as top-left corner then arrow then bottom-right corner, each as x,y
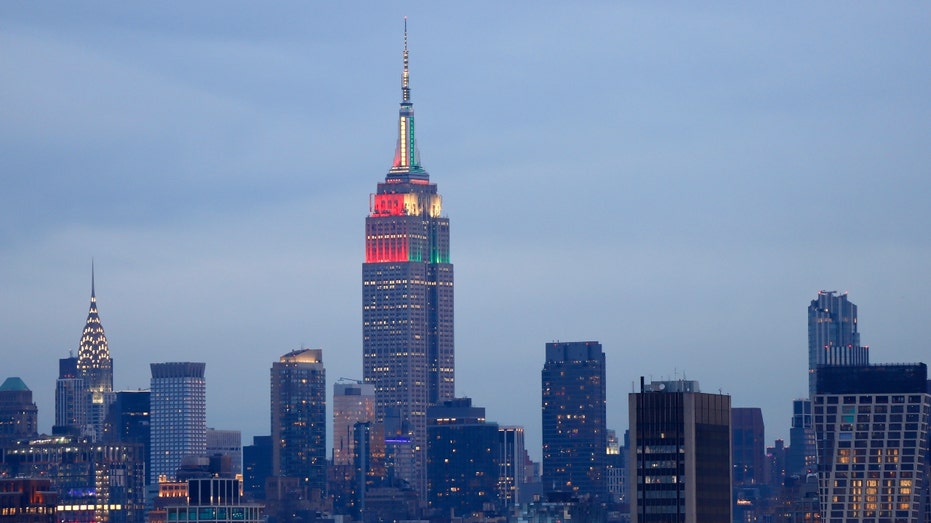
808,291 -> 868,398
271,349 -> 326,494
362,21 -> 454,498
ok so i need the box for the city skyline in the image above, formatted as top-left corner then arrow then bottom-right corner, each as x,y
2,4 -> 930,461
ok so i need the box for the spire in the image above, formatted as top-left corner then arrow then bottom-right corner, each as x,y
77,264 -> 112,393
402,17 -> 410,104
389,17 -> 428,181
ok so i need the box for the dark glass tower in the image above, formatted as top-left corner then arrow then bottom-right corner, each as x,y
808,291 -> 868,398
426,398 -> 500,517
362,21 -> 454,498
271,349 -> 326,494
541,341 -> 607,499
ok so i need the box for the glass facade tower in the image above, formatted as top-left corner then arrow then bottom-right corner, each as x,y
808,291 -> 868,398
271,349 -> 326,494
541,341 -> 607,499
362,21 -> 454,498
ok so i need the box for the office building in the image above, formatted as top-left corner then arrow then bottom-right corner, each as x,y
498,426 -> 527,509
0,377 -> 38,447
426,398 -> 499,518
53,355 -> 86,436
541,341 -> 607,499
103,390 -> 151,484
362,22 -> 455,499
813,364 -> 930,523
150,362 -> 207,484
787,398 -> 817,476
271,349 -> 326,493
629,379 -> 732,523
732,407 -> 765,487
77,268 -> 114,441
808,291 -> 868,398
207,429 -> 242,477
333,381 -> 375,467
160,478 -> 261,523
242,436 -> 272,501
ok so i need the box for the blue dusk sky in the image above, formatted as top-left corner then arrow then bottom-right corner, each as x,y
2,3 -> 930,459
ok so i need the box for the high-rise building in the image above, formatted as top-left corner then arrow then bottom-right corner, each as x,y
787,398 -> 816,476
270,349 -> 326,494
53,355 -> 86,436
103,390 -> 151,484
362,21 -> 454,498
77,267 -> 114,441
813,364 -> 930,523
207,429 -> 242,477
150,362 -> 207,484
808,291 -> 868,398
541,341 -> 607,499
0,377 -> 38,447
498,426 -> 527,509
629,379 -> 732,523
426,398 -> 499,518
333,381 -> 375,467
242,436 -> 272,501
731,407 -> 765,487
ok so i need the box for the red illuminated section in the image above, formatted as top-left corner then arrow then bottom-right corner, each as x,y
371,194 -> 409,217
366,235 -> 409,263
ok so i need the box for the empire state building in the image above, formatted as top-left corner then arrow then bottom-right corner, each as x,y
362,21 -> 454,498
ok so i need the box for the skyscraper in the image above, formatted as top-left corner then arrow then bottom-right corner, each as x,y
629,379 -> 732,523
270,349 -> 326,494
150,362 -> 207,484
813,364 -> 930,523
731,407 -> 765,487
541,341 -> 607,499
77,267 -> 114,441
808,291 -> 868,398
53,355 -> 86,436
103,390 -> 151,484
498,426 -> 527,509
362,21 -> 453,498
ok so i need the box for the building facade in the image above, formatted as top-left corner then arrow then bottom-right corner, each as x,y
498,426 -> 527,509
0,377 -> 38,448
629,379 -> 732,523
150,362 -> 207,484
0,436 -> 145,523
103,390 -> 151,487
53,356 -> 86,436
541,341 -> 607,500
813,364 -> 930,523
270,349 -> 326,494
426,398 -> 499,519
333,381 -> 376,467
731,407 -> 765,487
808,291 -> 868,398
362,22 -> 454,499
